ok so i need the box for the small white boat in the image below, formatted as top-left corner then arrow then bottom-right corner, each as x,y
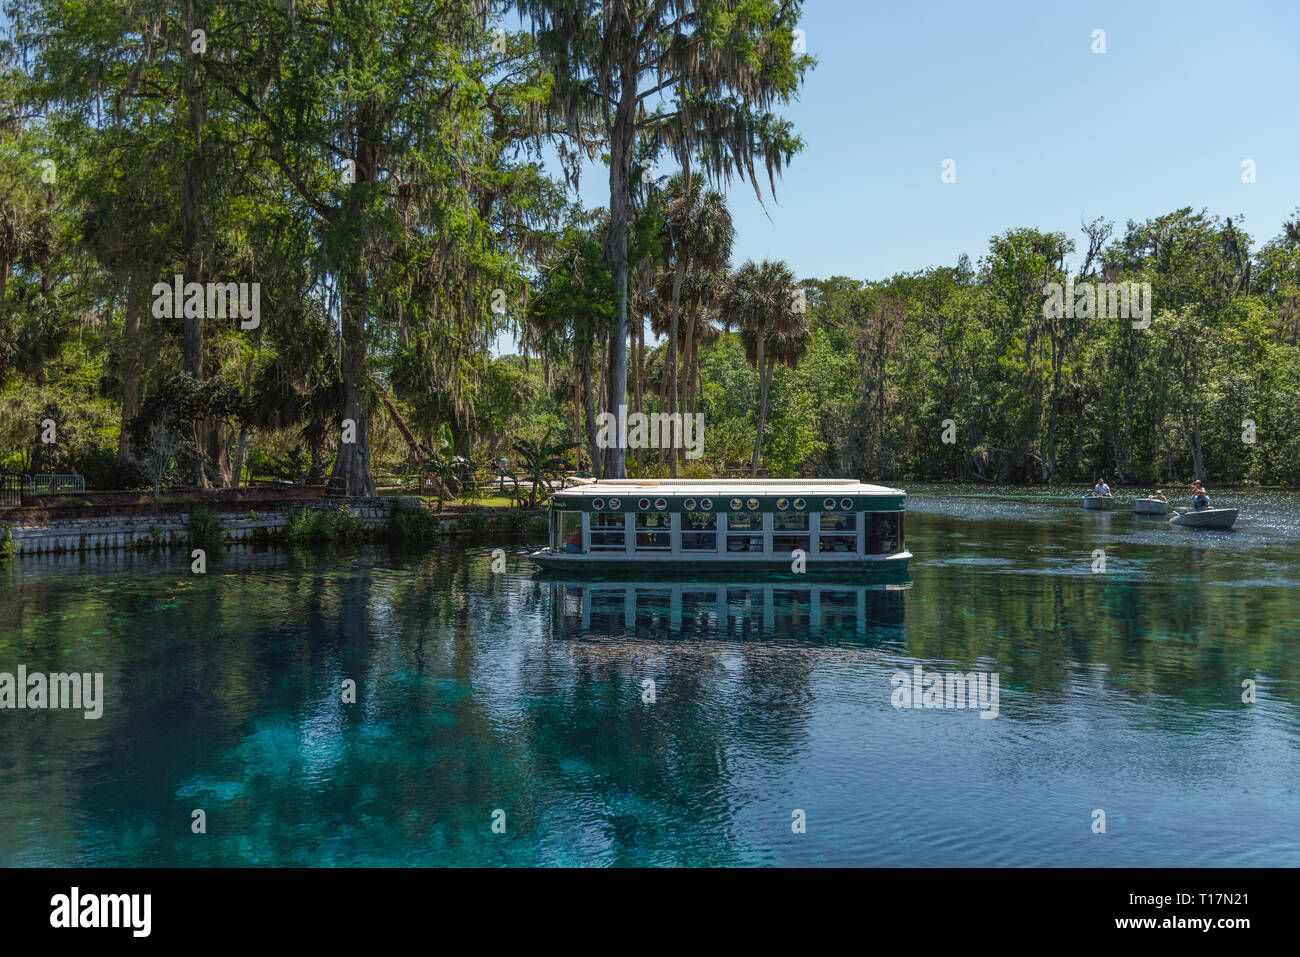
1082,494 -> 1114,511
1133,497 -> 1170,515
1169,507 -> 1238,529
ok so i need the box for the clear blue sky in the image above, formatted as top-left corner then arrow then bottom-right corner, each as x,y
546,0 -> 1299,286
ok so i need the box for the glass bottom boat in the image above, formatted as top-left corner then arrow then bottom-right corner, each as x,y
530,479 -> 911,580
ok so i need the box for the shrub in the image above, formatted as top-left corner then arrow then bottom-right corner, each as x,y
75,447 -> 149,491
285,505 -> 363,544
456,508 -> 490,535
189,507 -> 224,546
389,503 -> 441,540
0,522 -> 13,560
504,507 -> 529,534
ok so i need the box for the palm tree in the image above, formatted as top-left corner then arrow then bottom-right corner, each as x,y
519,0 -> 811,479
659,174 -> 734,474
719,259 -> 810,475
512,432 -> 579,508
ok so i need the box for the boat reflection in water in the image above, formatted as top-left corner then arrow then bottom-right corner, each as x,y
540,574 -> 908,646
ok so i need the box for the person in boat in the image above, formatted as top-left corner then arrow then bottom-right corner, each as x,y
1091,478 -> 1112,497
1190,481 -> 1211,510
565,529 -> 582,553
1151,490 -> 1167,502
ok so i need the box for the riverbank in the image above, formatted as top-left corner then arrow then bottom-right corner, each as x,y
0,494 -> 546,558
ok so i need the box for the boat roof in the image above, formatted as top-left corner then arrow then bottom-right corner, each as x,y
554,479 -> 904,497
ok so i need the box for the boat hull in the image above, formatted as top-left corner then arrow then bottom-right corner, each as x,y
1132,498 -> 1170,515
529,549 -> 911,582
1169,508 -> 1237,529
1082,496 -> 1115,510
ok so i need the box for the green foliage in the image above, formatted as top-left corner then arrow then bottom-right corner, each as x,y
389,503 -> 442,541
285,506 -> 364,545
511,430 -> 578,508
188,508 -> 224,547
0,522 -> 13,560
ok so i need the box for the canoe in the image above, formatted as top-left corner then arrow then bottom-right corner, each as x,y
1133,497 -> 1170,515
1169,507 -> 1237,529
1082,495 -> 1114,510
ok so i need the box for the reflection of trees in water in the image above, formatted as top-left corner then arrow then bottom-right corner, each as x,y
907,518 -> 1300,714
6,529 -> 1296,864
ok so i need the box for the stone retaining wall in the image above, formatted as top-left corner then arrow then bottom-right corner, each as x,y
2,498 -> 466,556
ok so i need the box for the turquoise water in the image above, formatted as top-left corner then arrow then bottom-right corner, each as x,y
2,486 -> 1299,866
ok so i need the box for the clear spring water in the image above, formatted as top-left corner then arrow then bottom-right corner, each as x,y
2,486 -> 1298,866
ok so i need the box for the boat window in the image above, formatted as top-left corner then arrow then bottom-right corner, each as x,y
773,513 -> 810,553
634,511 -> 671,550
865,512 -> 903,554
554,510 -> 583,553
820,513 -> 856,531
681,511 -> 718,552
818,512 -> 857,553
589,512 -> 626,551
726,512 -> 764,553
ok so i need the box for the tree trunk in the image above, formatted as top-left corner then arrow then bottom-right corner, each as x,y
573,358 -> 582,452
600,68 -> 637,480
231,429 -> 252,487
207,420 -> 231,487
683,303 -> 699,415
181,0 -> 209,488
118,277 -> 143,459
633,299 -> 644,417
1043,362 -> 1062,483
751,334 -> 768,476
328,106 -> 378,498
582,348 -> 601,480
380,391 -> 423,461
332,284 -> 376,497
667,255 -> 685,476
1190,408 -> 1206,483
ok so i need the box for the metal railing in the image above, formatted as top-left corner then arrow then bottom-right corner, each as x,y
0,473 -> 87,505
27,473 -> 86,495
0,473 -> 23,508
